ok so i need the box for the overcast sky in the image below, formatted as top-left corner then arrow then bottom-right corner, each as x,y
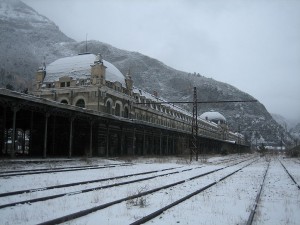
23,0 -> 300,122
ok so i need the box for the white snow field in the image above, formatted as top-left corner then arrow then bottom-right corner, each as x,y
0,154 -> 299,225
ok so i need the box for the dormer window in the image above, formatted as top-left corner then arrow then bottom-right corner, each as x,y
59,76 -> 72,88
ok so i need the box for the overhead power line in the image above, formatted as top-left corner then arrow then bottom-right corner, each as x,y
135,100 -> 257,104
134,86 -> 257,162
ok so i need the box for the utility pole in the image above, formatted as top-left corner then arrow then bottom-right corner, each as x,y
85,33 -> 88,53
190,87 -> 198,161
134,88 -> 256,161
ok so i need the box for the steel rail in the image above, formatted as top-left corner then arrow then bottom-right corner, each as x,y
0,163 -> 132,178
0,167 -> 196,209
246,161 -> 270,225
0,166 -> 181,198
212,155 -> 246,165
279,159 -> 300,190
130,159 -> 259,225
0,162 -> 132,175
34,156 -> 257,225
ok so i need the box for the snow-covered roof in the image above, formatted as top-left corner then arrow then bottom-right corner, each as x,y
104,60 -> 126,86
131,88 -> 221,128
43,54 -> 125,85
132,87 -> 193,117
200,111 -> 226,122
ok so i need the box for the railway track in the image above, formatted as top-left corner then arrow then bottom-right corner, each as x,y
0,162 -> 133,178
212,154 -> 248,165
244,158 -> 300,225
0,166 -> 190,208
0,163 -> 126,174
26,156 -> 257,225
0,155 -> 252,198
245,162 -> 270,225
129,158 -> 262,225
279,158 -> 300,190
0,166 -> 182,198
243,156 -> 300,225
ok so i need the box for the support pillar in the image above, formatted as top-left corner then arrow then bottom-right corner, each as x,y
172,135 -> 175,154
120,127 -> 124,156
151,132 -> 155,155
106,123 -> 109,157
52,116 -> 56,155
11,106 -> 19,158
89,120 -> 94,157
132,127 -> 136,155
43,113 -> 50,158
22,129 -> 25,155
2,107 -> 6,155
29,111 -> 34,155
159,132 -> 162,155
143,129 -> 146,155
69,117 -> 74,158
166,135 -> 169,155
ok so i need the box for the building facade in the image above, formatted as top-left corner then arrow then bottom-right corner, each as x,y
33,53 -> 244,147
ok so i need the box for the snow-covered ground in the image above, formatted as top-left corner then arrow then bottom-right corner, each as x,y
0,154 -> 299,225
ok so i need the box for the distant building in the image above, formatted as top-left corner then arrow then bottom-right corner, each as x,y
200,110 -> 244,144
200,110 -> 227,125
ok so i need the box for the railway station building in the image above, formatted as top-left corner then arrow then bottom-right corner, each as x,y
0,53 -> 246,158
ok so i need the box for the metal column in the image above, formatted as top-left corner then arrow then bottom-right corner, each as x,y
120,126 -> 124,156
106,123 -> 110,157
172,135 -> 175,154
143,129 -> 146,155
69,117 -> 74,158
2,107 -> 6,155
159,132 -> 162,155
43,113 -> 50,158
132,127 -> 136,155
11,106 -> 18,158
51,116 -> 56,155
89,120 -> 94,157
166,135 -> 169,155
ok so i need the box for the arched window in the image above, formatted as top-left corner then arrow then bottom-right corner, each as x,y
61,99 -> 68,104
115,103 -> 121,116
124,107 -> 129,118
106,101 -> 112,114
75,99 -> 85,108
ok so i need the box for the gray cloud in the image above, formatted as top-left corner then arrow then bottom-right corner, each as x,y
23,0 -> 300,121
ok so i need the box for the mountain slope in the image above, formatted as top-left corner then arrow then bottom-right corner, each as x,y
0,0 -> 75,89
290,123 -> 300,142
0,0 -> 293,146
65,40 -> 293,146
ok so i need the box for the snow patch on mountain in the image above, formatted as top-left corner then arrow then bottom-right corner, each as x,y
0,0 -> 51,25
